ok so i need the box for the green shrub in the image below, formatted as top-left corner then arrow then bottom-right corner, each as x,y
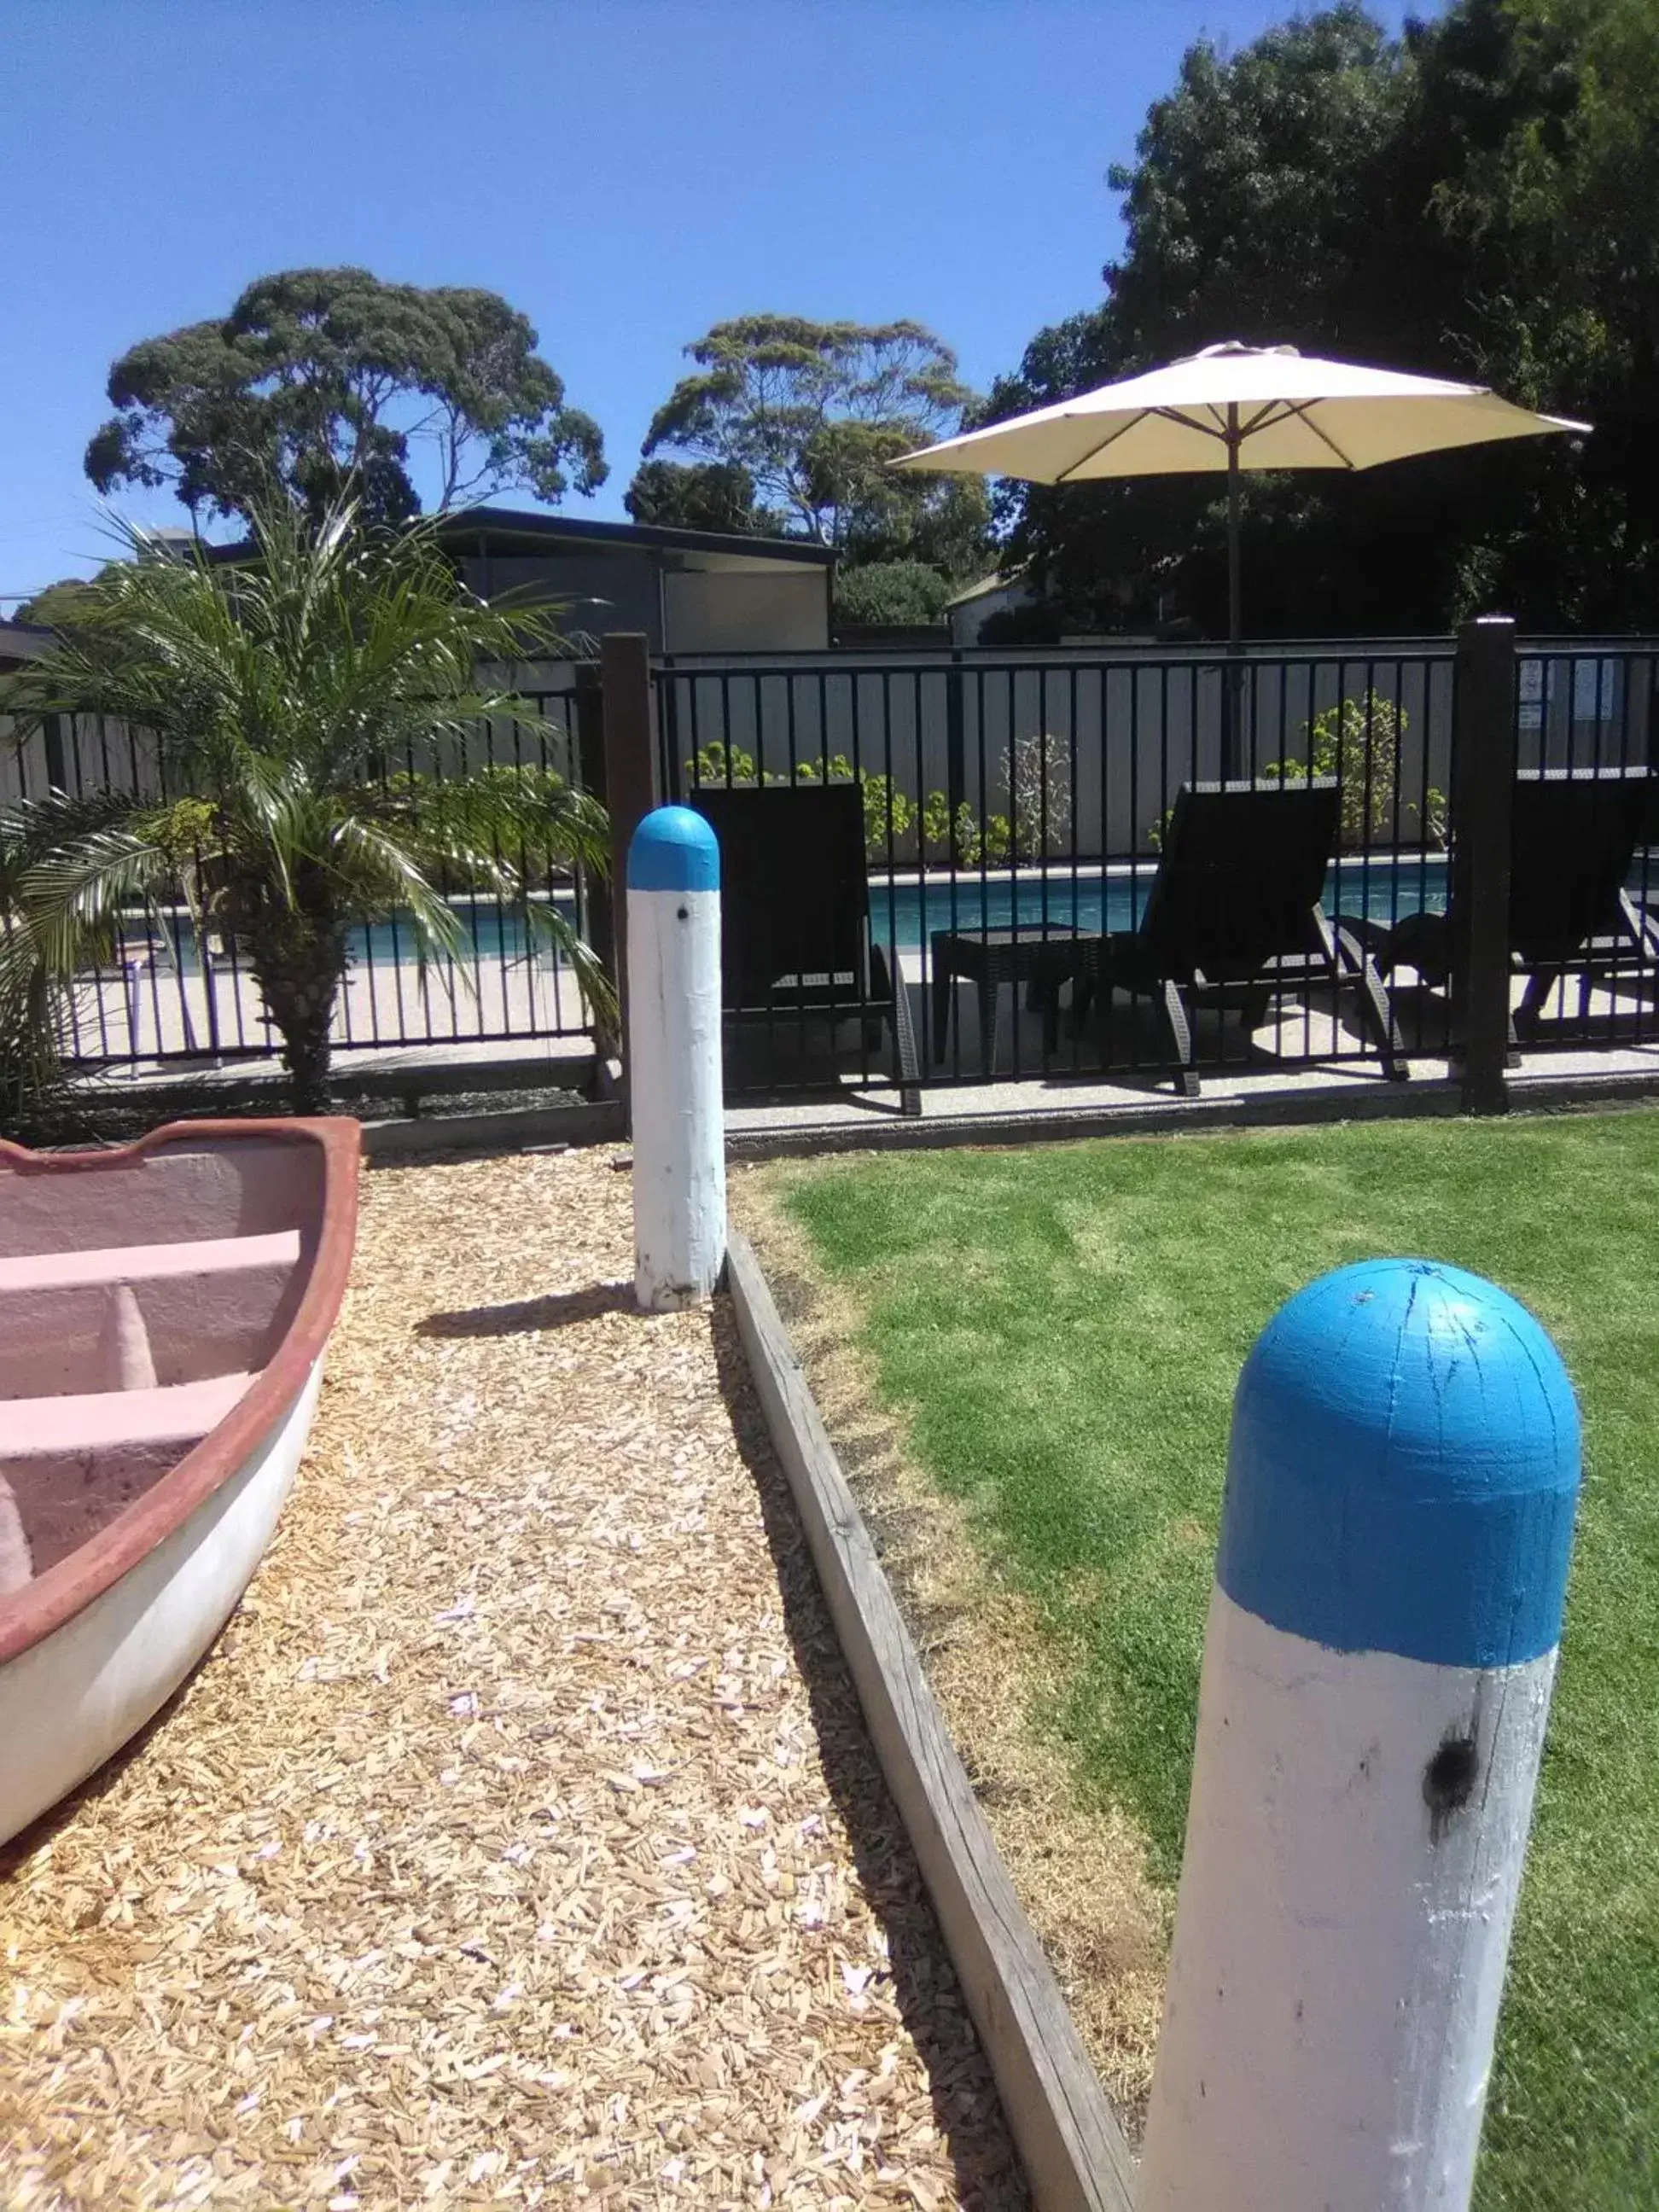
687,729 -> 1073,868
1262,692 -> 1447,851
1150,691 -> 1447,851
834,561 -> 952,630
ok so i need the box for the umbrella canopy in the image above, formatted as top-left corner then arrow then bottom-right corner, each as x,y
895,341 -> 1589,641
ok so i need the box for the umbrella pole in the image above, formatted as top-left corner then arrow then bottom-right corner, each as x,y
1225,413 -> 1245,779
1227,428 -> 1243,647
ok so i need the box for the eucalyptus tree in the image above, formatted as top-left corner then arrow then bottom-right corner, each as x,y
86,266 -> 607,525
637,313 -> 991,573
992,0 -> 1644,634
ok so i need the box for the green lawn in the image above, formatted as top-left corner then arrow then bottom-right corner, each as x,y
777,1113 -> 1659,2211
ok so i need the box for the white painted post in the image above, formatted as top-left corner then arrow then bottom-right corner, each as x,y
1139,1257 -> 1581,2212
628,805 -> 725,1312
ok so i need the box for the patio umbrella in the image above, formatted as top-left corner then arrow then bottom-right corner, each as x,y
894,341 -> 1589,645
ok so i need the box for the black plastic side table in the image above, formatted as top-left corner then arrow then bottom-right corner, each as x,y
930,926 -> 1101,1074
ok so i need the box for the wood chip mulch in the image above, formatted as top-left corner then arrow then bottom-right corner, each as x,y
0,1146 -> 1024,2210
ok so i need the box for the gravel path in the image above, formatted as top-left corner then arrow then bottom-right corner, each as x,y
0,1147 -> 1022,2210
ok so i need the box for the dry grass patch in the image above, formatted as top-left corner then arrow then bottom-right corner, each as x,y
731,1167 -> 1166,2132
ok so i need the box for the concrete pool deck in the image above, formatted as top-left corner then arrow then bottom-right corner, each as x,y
61,941 -> 1659,1166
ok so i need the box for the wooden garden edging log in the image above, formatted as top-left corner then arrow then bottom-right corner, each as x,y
725,1231 -> 1137,2212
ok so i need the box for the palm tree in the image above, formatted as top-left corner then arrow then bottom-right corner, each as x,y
0,794 -> 96,1136
0,499 -> 611,1113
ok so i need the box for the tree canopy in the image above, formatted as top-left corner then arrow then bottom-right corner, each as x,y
622,458 -> 765,536
635,313 -> 992,573
988,0 -> 1659,636
86,267 -> 608,526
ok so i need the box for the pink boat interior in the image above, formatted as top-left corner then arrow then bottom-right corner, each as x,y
0,1138 -> 325,1595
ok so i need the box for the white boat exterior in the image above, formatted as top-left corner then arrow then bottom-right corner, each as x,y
0,1118 -> 358,1848
0,1360 -> 323,1847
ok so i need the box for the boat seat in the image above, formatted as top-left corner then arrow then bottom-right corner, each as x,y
0,1371 -> 258,1581
0,1232 -> 302,1398
3,1372 -> 254,1461
0,1228 -> 300,1295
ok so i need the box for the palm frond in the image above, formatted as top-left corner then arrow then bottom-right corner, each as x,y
0,492 -> 614,1105
323,815 -> 465,963
521,896 -> 618,1029
20,827 -> 178,976
0,786 -> 151,876
355,764 -> 610,879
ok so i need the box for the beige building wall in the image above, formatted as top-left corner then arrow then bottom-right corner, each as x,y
662,569 -> 829,654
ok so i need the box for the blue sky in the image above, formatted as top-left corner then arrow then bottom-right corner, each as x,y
1,0 -> 1427,602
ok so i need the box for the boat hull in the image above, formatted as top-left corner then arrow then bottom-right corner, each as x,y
0,1118 -> 358,1848
0,1359 -> 323,1848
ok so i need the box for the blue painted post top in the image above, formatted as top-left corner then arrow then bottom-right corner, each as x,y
1217,1258 -> 1580,1668
627,806 -> 719,894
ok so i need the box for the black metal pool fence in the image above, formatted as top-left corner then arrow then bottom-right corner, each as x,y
655,630 -> 1659,1100
5,629 -> 1657,1098
2,672 -> 597,1068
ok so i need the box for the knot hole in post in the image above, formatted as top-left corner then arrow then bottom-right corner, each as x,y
1423,1730 -> 1480,1841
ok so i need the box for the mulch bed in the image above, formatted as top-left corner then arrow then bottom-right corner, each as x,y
0,1147 -> 1023,2209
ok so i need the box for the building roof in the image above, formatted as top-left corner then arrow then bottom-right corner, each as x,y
0,619 -> 52,664
439,507 -> 837,575
207,507 -> 837,579
946,567 -> 1030,608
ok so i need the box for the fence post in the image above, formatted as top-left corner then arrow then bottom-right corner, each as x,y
573,662 -> 617,1057
1138,1256 -> 1580,2212
628,806 -> 725,1310
41,714 -> 66,792
600,633 -> 663,1101
1452,616 -> 1518,1114
946,649 -> 966,824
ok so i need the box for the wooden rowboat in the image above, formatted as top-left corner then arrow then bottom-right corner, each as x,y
0,1118 -> 358,1846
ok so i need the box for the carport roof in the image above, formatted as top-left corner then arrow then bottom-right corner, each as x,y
443,507 -> 836,574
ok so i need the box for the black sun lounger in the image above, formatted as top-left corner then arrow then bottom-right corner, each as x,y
1074,778 -> 1409,1096
689,782 -> 922,1115
1339,767 -> 1659,1048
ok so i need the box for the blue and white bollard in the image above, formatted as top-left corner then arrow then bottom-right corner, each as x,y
1139,1258 -> 1580,2212
627,806 -> 725,1312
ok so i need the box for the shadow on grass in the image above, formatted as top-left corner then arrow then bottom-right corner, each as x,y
708,1292 -> 1031,2211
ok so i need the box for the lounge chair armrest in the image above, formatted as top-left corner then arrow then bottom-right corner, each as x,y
1332,912 -> 1391,961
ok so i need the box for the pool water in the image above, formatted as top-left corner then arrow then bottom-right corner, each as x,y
868,856 -> 1447,950
410,857 -> 1447,962
129,856 -> 1449,973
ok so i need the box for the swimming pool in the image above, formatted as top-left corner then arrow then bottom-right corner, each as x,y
122,854 -> 1450,975
418,856 -> 1448,960
864,854 -> 1448,950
